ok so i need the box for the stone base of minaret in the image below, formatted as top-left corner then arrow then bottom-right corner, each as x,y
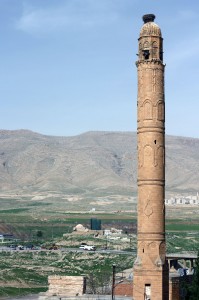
133,266 -> 169,300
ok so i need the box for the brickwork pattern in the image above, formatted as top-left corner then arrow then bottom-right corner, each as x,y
47,275 -> 84,297
114,281 -> 133,297
169,277 -> 180,300
133,15 -> 169,300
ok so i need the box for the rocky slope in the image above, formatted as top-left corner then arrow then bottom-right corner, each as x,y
0,130 -> 198,195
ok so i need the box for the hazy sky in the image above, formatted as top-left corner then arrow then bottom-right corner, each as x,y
1,0 -> 199,137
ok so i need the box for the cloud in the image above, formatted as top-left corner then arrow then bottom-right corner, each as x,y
15,0 -> 125,35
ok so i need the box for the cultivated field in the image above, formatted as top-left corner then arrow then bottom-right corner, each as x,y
0,196 -> 198,298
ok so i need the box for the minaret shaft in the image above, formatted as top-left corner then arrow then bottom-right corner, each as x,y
133,15 -> 169,300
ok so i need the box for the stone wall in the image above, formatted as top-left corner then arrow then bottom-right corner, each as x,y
47,275 -> 85,297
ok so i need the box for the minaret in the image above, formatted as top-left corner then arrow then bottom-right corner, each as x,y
133,15 -> 169,300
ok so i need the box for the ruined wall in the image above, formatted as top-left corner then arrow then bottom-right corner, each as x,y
47,275 -> 85,297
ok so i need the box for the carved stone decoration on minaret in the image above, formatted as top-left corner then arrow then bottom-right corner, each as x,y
133,14 -> 169,300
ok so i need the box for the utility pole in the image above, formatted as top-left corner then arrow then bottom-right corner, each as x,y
112,264 -> 116,300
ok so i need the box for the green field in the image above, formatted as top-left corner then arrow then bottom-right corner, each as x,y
0,250 -> 134,298
0,197 -> 198,297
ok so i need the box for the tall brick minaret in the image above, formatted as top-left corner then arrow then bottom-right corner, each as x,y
133,14 -> 169,300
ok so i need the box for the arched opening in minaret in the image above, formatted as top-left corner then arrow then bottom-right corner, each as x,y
152,41 -> 158,59
143,41 -> 150,60
157,101 -> 165,121
160,50 -> 163,61
143,100 -> 153,120
143,50 -> 150,59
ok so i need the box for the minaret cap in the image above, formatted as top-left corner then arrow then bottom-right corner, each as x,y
140,14 -> 161,37
142,14 -> 156,23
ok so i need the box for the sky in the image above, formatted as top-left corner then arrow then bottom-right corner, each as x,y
0,0 -> 199,138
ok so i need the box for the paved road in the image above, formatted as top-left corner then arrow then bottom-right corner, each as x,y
0,246 -> 136,255
62,248 -> 136,255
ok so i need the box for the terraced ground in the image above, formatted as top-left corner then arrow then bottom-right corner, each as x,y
0,249 -> 133,298
0,229 -> 198,298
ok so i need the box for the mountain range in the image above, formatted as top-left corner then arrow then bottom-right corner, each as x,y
0,130 -> 198,196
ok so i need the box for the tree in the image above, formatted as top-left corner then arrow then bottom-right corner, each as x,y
186,252 -> 199,300
36,230 -> 43,239
86,271 -> 111,295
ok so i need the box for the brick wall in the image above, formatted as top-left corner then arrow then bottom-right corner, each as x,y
114,281 -> 133,297
169,274 -> 193,300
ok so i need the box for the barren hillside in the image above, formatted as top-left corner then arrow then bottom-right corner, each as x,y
0,130 -> 198,195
